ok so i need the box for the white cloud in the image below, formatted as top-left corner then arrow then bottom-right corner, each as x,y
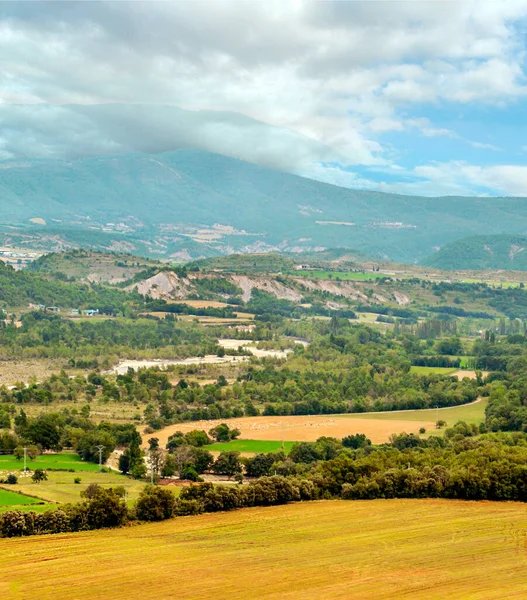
0,0 -> 526,191
378,161 -> 527,197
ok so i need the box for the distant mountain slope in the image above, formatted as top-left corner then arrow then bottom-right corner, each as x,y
2,149 -> 527,262
422,235 -> 527,271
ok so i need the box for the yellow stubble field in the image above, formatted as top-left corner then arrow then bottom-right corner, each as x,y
1,499 -> 527,600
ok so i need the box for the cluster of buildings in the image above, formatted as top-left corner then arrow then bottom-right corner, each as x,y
33,305 -> 100,317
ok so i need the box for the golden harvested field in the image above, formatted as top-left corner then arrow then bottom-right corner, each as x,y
149,400 -> 487,448
452,369 -> 489,380
171,300 -> 232,308
149,414 -> 436,447
2,499 -> 527,600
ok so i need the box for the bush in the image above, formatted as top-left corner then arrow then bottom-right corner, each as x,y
31,469 -> 48,483
180,464 -> 202,482
174,498 -> 203,516
0,511 -> 36,537
74,477 -> 81,484
6,474 -> 17,485
135,485 -> 176,521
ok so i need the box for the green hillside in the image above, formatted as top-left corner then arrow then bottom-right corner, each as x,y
2,149 -> 527,262
422,235 -> 527,271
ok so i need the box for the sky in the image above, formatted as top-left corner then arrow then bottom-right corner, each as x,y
1,0 -> 527,196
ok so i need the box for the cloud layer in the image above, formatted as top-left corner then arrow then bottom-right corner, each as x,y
2,0 -> 527,195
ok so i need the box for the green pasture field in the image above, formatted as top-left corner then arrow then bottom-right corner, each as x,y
294,270 -> 383,281
10,471 -> 146,505
0,488 -> 42,507
207,440 -> 294,454
0,453 -> 101,473
410,366 -> 457,375
0,502 -> 57,515
343,397 -> 487,427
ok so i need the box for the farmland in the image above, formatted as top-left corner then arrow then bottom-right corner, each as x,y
292,269 -> 384,281
9,471 -> 145,505
150,399 -> 487,448
0,489 -> 42,508
409,365 -> 458,376
2,499 -> 527,600
207,440 -> 295,454
0,453 -> 101,473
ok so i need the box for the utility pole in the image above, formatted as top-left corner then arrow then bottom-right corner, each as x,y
149,449 -> 155,485
23,447 -> 27,473
96,445 -> 105,473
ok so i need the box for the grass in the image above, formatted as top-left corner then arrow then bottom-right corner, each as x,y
295,269 -> 383,281
410,366 -> 457,375
345,397 -> 488,427
10,471 -> 146,506
0,488 -> 42,507
0,453 -> 101,473
23,400 -> 143,423
207,440 -> 295,454
1,499 -> 527,599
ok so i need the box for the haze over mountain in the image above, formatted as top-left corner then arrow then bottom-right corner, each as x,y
422,235 -> 527,271
2,149 -> 527,264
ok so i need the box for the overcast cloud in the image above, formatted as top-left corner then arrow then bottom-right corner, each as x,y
1,0 -> 527,195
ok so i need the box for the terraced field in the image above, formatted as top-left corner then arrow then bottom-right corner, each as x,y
1,499 -> 527,599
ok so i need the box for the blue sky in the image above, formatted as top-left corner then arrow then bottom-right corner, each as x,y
2,0 -> 527,197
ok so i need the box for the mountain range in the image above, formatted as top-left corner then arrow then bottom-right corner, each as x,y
1,149 -> 527,264
422,234 -> 527,271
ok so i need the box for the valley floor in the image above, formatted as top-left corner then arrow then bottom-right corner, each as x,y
1,499 -> 526,600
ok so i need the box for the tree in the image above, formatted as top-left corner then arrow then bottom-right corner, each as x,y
209,423 -> 240,442
436,337 -> 463,355
148,437 -> 159,450
342,433 -> 371,449
212,451 -> 242,478
77,430 -> 115,463
24,413 -> 64,451
184,430 -> 210,447
81,486 -> 128,529
135,485 -> 175,521
180,464 -> 202,481
149,447 -> 165,477
31,469 -> 48,483
118,452 -> 131,475
118,437 -> 143,475
189,447 -> 214,474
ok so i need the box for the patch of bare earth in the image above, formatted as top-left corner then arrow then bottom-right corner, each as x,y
293,277 -> 368,302
452,370 -> 489,380
129,271 -> 191,300
230,275 -> 303,302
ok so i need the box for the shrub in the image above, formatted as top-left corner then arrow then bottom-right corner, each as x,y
6,474 -> 17,485
135,485 -> 176,521
31,469 -> 48,483
180,464 -> 202,482
174,498 -> 203,516
34,510 -> 71,535
0,511 -> 36,537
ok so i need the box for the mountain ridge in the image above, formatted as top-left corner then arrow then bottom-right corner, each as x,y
422,234 -> 527,271
2,149 -> 527,263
